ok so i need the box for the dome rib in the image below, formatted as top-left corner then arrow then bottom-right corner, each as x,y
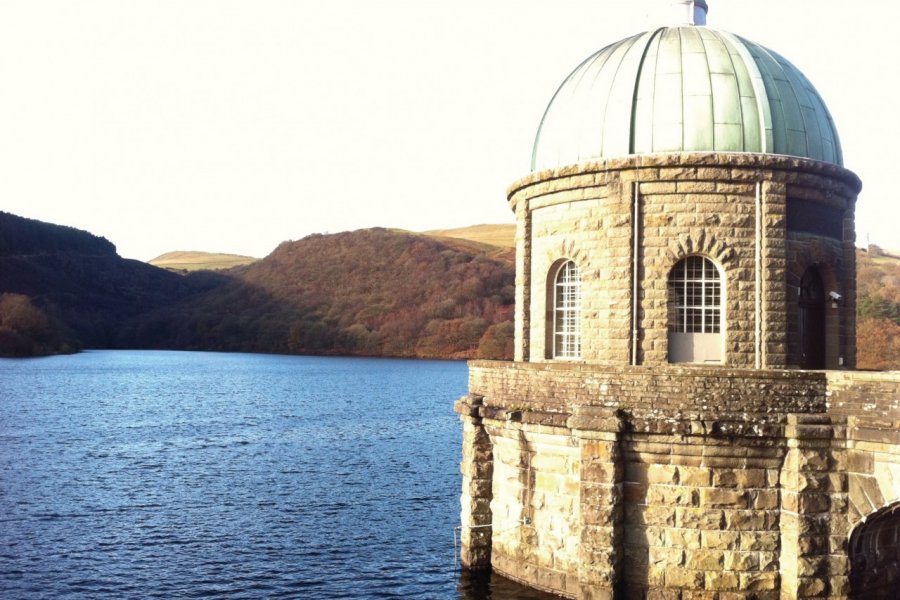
629,29 -> 665,154
718,30 -> 770,154
531,26 -> 844,171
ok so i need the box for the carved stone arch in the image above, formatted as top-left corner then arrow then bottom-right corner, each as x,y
665,231 -> 735,268
544,240 -> 594,280
788,242 -> 844,294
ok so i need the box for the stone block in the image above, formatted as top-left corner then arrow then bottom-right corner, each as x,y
582,462 -> 620,483
666,527 -> 703,549
712,469 -> 738,487
724,550 -> 759,571
795,576 -> 827,596
645,587 -> 679,600
647,464 -> 679,484
797,534 -> 829,558
676,507 -> 724,529
664,566 -> 705,588
735,468 -> 768,488
749,489 -> 779,510
724,510 -> 767,530
649,545 -> 685,567
741,531 -> 780,551
798,492 -> 830,513
701,530 -> 739,550
684,549 -> 724,570
739,571 -> 778,592
700,488 -> 749,509
677,466 -> 711,486
797,449 -> 831,471
648,485 -> 698,507
704,570 -> 740,591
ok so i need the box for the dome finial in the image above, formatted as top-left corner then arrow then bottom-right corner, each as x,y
668,0 -> 708,25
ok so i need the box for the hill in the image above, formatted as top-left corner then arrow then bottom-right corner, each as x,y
856,246 -> 900,370
149,250 -> 258,271
0,213 -> 514,359
129,228 -> 515,359
0,211 -> 116,257
424,223 -> 515,248
0,212 -> 211,356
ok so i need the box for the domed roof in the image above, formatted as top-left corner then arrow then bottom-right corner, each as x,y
532,26 -> 843,171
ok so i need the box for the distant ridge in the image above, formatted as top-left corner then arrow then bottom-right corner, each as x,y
149,251 -> 258,271
424,224 -> 515,248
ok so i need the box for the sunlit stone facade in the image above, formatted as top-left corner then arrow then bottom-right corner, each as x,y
457,3 -> 900,599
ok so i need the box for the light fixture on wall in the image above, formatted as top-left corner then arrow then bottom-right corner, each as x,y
829,290 -> 842,307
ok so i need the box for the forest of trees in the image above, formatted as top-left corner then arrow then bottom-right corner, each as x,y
0,211 -> 116,257
856,247 -> 900,370
0,293 -> 80,357
0,214 -> 514,359
125,229 -> 515,359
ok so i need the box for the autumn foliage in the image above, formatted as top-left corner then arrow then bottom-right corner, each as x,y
0,212 -> 515,359
0,293 -> 80,356
130,229 -> 515,359
856,247 -> 900,370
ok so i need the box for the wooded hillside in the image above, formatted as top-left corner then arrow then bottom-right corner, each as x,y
856,247 -> 900,370
0,214 -> 514,359
128,228 -> 514,359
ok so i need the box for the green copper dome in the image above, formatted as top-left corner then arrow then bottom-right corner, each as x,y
532,26 -> 843,171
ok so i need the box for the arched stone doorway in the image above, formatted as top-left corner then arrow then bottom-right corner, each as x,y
849,503 -> 900,599
799,267 -> 826,369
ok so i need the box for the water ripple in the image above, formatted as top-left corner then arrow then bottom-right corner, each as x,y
0,351 -> 558,600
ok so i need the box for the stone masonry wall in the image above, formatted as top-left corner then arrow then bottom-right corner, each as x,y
457,361 -> 900,599
507,153 -> 861,370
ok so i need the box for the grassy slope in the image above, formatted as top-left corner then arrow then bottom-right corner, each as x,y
424,224 -> 515,248
149,251 -> 258,271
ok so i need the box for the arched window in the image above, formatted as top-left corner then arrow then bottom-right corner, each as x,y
553,260 -> 581,359
667,256 -> 723,363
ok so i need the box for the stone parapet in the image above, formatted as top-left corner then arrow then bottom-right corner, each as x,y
457,361 -> 900,599
468,360 -> 828,417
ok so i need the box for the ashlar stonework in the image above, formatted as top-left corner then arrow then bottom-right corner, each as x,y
456,153 -> 900,599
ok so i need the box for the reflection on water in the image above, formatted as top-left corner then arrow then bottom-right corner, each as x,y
0,350 -> 558,599
458,570 -> 565,600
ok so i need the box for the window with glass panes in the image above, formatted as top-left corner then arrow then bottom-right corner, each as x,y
554,261 -> 581,358
667,256 -> 721,334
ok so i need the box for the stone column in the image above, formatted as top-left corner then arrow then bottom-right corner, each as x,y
780,414 -> 837,598
761,180 -> 787,369
456,394 -> 494,569
514,200 -> 532,362
569,406 -> 624,600
841,199 -> 857,368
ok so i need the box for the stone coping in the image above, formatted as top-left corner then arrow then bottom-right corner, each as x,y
466,361 -> 899,422
507,151 -> 863,199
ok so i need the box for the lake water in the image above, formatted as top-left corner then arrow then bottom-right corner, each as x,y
0,351 -> 557,599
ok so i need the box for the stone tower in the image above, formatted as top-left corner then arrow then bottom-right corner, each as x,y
457,2 -> 900,599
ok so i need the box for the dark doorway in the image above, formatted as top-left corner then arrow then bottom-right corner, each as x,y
849,503 -> 900,599
799,267 -> 826,369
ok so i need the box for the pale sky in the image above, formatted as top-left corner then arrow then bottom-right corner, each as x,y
1,0 -> 897,261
